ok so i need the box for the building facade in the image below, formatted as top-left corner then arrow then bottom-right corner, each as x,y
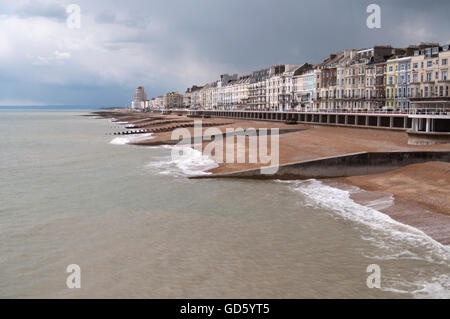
131,86 -> 147,109
139,42 -> 449,117
163,92 -> 183,109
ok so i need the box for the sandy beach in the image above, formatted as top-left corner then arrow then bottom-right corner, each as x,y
95,110 -> 450,244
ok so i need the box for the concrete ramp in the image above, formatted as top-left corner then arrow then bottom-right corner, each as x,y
190,151 -> 450,180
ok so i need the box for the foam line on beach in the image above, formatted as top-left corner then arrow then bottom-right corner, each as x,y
145,145 -> 218,176
278,179 -> 450,298
280,179 -> 449,251
109,133 -> 154,145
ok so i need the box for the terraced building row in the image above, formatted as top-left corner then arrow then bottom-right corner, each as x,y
134,42 -> 449,115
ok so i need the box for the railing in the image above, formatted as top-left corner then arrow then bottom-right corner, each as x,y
409,108 -> 450,116
183,108 -> 411,115
177,107 -> 450,116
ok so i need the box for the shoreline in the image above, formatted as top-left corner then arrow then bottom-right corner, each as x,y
333,162 -> 450,245
93,109 -> 450,245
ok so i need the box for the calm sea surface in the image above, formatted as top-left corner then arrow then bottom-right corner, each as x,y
0,109 -> 449,298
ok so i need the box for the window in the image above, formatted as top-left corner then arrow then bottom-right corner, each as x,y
427,61 -> 433,67
389,66 -> 393,72
427,72 -> 432,82
389,76 -> 393,85
413,73 -> 418,83
413,63 -> 418,69
442,71 -> 448,81
425,87 -> 428,97
443,59 -> 448,65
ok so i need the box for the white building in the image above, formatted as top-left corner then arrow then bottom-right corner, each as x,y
131,86 -> 147,109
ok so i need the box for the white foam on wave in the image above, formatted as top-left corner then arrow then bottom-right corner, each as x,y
278,179 -> 450,298
409,274 -> 450,299
109,133 -> 154,145
145,145 -> 218,176
279,179 -> 447,250
110,119 -> 129,125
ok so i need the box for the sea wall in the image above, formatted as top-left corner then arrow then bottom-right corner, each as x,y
407,131 -> 450,145
191,151 -> 450,180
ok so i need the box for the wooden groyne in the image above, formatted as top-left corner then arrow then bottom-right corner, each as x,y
108,121 -> 233,136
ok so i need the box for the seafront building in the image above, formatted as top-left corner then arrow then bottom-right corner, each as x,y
146,95 -> 163,109
409,44 -> 450,133
141,42 -> 449,114
292,64 -> 314,110
248,67 -> 271,110
131,86 -> 147,109
137,42 -> 449,142
163,92 -> 183,109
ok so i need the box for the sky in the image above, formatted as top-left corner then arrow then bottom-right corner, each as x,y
0,0 -> 449,107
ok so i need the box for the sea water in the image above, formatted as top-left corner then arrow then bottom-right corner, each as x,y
0,108 -> 449,298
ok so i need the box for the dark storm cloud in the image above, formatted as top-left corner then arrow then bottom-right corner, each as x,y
1,0 -> 450,106
136,0 -> 450,70
98,0 -> 450,76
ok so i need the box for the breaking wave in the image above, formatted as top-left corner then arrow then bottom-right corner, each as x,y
145,145 -> 218,176
278,179 -> 450,298
109,133 -> 154,145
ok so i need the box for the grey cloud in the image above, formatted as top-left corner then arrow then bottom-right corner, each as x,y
15,1 -> 67,21
95,12 -> 117,24
95,11 -> 153,29
3,0 -> 450,106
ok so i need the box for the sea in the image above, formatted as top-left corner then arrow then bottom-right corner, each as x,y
0,107 -> 449,298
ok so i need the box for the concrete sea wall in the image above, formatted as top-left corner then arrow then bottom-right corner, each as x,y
191,151 -> 450,180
